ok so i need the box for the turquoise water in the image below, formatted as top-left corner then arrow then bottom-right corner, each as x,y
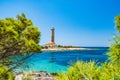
16,48 -> 108,73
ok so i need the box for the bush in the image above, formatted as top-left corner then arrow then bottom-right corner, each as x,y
0,65 -> 14,80
56,61 -> 120,80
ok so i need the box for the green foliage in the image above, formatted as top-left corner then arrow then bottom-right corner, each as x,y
107,38 -> 120,65
67,61 -> 100,80
56,61 -> 120,80
57,45 -> 63,48
57,45 -> 75,48
0,13 -> 41,54
115,15 -> 120,32
0,65 -> 14,80
0,13 -> 41,71
21,72 -> 33,80
56,61 -> 101,80
101,63 -> 120,80
107,15 -> 120,66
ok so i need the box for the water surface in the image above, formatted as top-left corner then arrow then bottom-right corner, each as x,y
16,47 -> 108,73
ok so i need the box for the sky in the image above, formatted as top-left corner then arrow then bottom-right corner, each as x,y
0,0 -> 120,47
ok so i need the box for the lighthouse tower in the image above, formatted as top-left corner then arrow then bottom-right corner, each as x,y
45,27 -> 56,47
51,27 -> 55,43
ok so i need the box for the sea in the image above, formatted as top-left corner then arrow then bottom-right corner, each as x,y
15,47 -> 109,73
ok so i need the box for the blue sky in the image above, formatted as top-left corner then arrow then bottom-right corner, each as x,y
0,0 -> 120,47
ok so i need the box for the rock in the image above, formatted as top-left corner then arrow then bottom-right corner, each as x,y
15,71 -> 54,80
15,74 -> 23,80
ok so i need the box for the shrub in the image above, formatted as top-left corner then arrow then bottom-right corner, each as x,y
0,65 -> 14,80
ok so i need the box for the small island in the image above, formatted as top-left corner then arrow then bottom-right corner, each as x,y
42,47 -> 88,52
41,27 -> 90,52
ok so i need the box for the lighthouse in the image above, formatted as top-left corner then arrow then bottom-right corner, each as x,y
51,27 -> 55,43
45,27 -> 56,47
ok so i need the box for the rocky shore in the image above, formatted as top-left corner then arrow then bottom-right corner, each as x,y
15,71 -> 54,80
42,47 -> 89,52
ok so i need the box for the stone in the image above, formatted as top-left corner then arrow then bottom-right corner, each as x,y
15,71 -> 54,80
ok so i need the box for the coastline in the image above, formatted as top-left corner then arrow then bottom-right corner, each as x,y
42,47 -> 91,52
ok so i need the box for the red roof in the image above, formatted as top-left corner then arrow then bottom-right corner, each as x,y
45,42 -> 56,47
